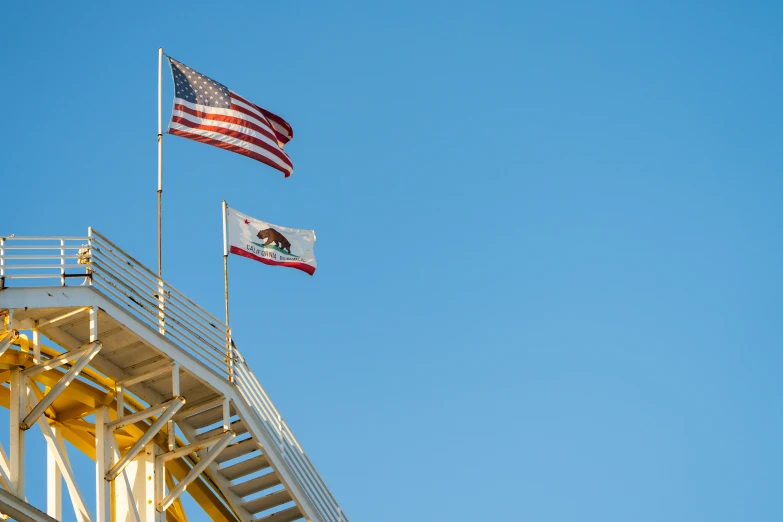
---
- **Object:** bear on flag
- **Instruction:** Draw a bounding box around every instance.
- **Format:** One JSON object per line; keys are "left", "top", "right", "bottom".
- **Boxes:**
{"left": 225, "top": 205, "right": 317, "bottom": 276}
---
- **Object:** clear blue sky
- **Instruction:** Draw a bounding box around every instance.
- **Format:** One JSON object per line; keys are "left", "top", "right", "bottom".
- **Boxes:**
{"left": 2, "top": 1, "right": 782, "bottom": 521}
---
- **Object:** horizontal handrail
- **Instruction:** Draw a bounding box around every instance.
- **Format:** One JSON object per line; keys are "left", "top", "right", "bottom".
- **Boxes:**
{"left": 0, "top": 236, "right": 89, "bottom": 241}
{"left": 90, "top": 267, "right": 228, "bottom": 370}
{"left": 90, "top": 254, "right": 227, "bottom": 346}
{"left": 91, "top": 230, "right": 227, "bottom": 327}
{"left": 0, "top": 229, "right": 348, "bottom": 522}
{"left": 1, "top": 255, "right": 82, "bottom": 260}
{"left": 90, "top": 250, "right": 227, "bottom": 345}
{"left": 1, "top": 245, "right": 86, "bottom": 250}
{"left": 1, "top": 274, "right": 81, "bottom": 280}
{"left": 1, "top": 265, "right": 84, "bottom": 270}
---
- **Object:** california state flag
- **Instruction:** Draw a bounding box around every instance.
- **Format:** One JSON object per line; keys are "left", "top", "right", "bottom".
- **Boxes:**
{"left": 225, "top": 205, "right": 317, "bottom": 275}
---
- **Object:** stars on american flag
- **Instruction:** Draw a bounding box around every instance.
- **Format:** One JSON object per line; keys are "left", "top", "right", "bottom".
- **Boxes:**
{"left": 169, "top": 57, "right": 231, "bottom": 109}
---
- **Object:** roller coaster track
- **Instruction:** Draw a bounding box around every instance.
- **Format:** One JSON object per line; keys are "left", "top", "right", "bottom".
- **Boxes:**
{"left": 0, "top": 230, "right": 348, "bottom": 522}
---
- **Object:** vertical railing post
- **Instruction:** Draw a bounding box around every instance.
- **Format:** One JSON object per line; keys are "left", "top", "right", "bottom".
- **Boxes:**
{"left": 60, "top": 238, "right": 65, "bottom": 287}
{"left": 87, "top": 227, "right": 94, "bottom": 287}
{"left": 277, "top": 414, "right": 284, "bottom": 453}
{"left": 226, "top": 328, "right": 234, "bottom": 383}
{"left": 158, "top": 280, "right": 165, "bottom": 336}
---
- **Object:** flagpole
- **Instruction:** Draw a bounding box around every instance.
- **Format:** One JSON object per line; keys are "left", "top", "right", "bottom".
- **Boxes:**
{"left": 157, "top": 46, "right": 163, "bottom": 278}
{"left": 155, "top": 47, "right": 166, "bottom": 336}
{"left": 222, "top": 200, "right": 233, "bottom": 382}
{"left": 222, "top": 200, "right": 230, "bottom": 327}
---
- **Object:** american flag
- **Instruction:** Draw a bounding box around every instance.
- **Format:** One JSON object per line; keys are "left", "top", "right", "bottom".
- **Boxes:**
{"left": 167, "top": 57, "right": 294, "bottom": 177}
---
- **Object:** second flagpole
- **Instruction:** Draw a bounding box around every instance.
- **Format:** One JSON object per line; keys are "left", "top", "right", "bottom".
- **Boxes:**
{"left": 222, "top": 200, "right": 230, "bottom": 328}
{"left": 222, "top": 200, "right": 233, "bottom": 382}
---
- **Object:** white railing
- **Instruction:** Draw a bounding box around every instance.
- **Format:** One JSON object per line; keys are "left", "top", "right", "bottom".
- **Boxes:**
{"left": 90, "top": 230, "right": 234, "bottom": 380}
{"left": 234, "top": 357, "right": 345, "bottom": 522}
{"left": 0, "top": 229, "right": 347, "bottom": 522}
{"left": 0, "top": 235, "right": 90, "bottom": 288}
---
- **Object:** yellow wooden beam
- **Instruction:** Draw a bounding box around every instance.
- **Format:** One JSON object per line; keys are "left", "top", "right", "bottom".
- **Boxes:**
{"left": 0, "top": 340, "right": 240, "bottom": 522}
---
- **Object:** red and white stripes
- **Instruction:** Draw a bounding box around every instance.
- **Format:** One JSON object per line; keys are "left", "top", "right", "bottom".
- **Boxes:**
{"left": 169, "top": 92, "right": 294, "bottom": 177}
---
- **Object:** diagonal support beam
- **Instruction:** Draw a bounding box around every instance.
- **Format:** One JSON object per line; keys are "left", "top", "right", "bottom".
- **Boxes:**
{"left": 120, "top": 465, "right": 144, "bottom": 522}
{"left": 23, "top": 342, "right": 96, "bottom": 379}
{"left": 0, "top": 487, "right": 59, "bottom": 522}
{"left": 105, "top": 396, "right": 186, "bottom": 481}
{"left": 0, "top": 330, "right": 18, "bottom": 357}
{"left": 105, "top": 397, "right": 181, "bottom": 432}
{"left": 0, "top": 441, "right": 13, "bottom": 494}
{"left": 20, "top": 341, "right": 102, "bottom": 430}
{"left": 37, "top": 414, "right": 93, "bottom": 522}
{"left": 158, "top": 431, "right": 234, "bottom": 463}
{"left": 116, "top": 363, "right": 174, "bottom": 388}
{"left": 157, "top": 430, "right": 236, "bottom": 512}
{"left": 37, "top": 307, "right": 90, "bottom": 328}
{"left": 46, "top": 425, "right": 62, "bottom": 520}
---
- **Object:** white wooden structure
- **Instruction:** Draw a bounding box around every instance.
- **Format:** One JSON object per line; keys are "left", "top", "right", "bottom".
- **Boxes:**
{"left": 0, "top": 229, "right": 347, "bottom": 522}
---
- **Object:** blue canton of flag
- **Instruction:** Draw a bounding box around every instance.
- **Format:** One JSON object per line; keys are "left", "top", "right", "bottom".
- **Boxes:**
{"left": 170, "top": 61, "right": 231, "bottom": 109}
